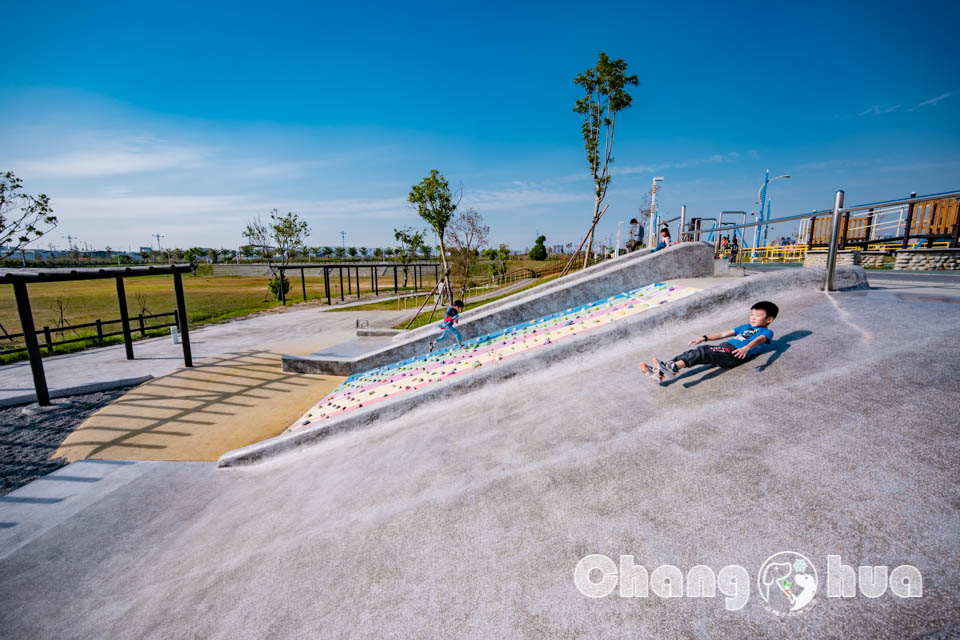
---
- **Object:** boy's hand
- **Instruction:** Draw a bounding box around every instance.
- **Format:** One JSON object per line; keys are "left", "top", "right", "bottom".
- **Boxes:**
{"left": 732, "top": 346, "right": 750, "bottom": 359}
{"left": 688, "top": 336, "right": 705, "bottom": 346}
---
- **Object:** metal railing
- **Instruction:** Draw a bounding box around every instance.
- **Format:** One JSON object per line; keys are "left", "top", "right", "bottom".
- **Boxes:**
{"left": 0, "top": 311, "right": 179, "bottom": 356}
{"left": 700, "top": 189, "right": 960, "bottom": 291}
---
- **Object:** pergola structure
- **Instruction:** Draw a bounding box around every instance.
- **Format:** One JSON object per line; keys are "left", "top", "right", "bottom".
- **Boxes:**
{"left": 1, "top": 264, "right": 193, "bottom": 406}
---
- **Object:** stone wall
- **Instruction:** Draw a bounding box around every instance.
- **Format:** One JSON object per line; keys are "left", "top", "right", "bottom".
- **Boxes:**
{"left": 859, "top": 251, "right": 889, "bottom": 268}
{"left": 804, "top": 250, "right": 861, "bottom": 268}
{"left": 893, "top": 248, "right": 960, "bottom": 271}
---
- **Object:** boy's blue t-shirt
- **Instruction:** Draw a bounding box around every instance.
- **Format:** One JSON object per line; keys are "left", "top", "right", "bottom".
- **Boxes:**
{"left": 439, "top": 306, "right": 459, "bottom": 328}
{"left": 727, "top": 324, "right": 773, "bottom": 357}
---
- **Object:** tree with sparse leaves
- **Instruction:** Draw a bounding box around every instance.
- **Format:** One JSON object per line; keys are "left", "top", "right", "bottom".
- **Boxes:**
{"left": 409, "top": 170, "right": 459, "bottom": 301}
{"left": 243, "top": 209, "right": 310, "bottom": 265}
{"left": 445, "top": 208, "right": 489, "bottom": 300}
{"left": 564, "top": 53, "right": 638, "bottom": 274}
{"left": 483, "top": 243, "right": 511, "bottom": 284}
{"left": 394, "top": 227, "right": 424, "bottom": 287}
{"left": 1, "top": 171, "right": 57, "bottom": 260}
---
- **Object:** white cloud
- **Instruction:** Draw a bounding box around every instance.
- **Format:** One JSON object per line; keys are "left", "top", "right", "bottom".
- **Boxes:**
{"left": 17, "top": 141, "right": 210, "bottom": 178}
{"left": 463, "top": 187, "right": 589, "bottom": 211}
{"left": 615, "top": 151, "right": 742, "bottom": 176}
{"left": 908, "top": 91, "right": 955, "bottom": 112}
{"left": 858, "top": 104, "right": 901, "bottom": 116}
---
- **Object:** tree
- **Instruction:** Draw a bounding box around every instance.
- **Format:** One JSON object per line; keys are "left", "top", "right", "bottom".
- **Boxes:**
{"left": 421, "top": 245, "right": 433, "bottom": 260}
{"left": 104, "top": 245, "right": 113, "bottom": 262}
{"left": 393, "top": 227, "right": 424, "bottom": 287}
{"left": 360, "top": 246, "right": 368, "bottom": 258}
{"left": 483, "top": 243, "right": 511, "bottom": 284}
{"left": 409, "top": 170, "right": 459, "bottom": 301}
{"left": 184, "top": 247, "right": 205, "bottom": 263}
{"left": 384, "top": 247, "right": 394, "bottom": 259}
{"left": 373, "top": 247, "right": 383, "bottom": 261}
{"left": 565, "top": 52, "right": 638, "bottom": 274}
{"left": 243, "top": 208, "right": 310, "bottom": 265}
{"left": 529, "top": 235, "right": 548, "bottom": 261}
{"left": 334, "top": 246, "right": 345, "bottom": 259}
{"left": 321, "top": 246, "right": 333, "bottom": 259}
{"left": 207, "top": 248, "right": 220, "bottom": 263}
{"left": 0, "top": 171, "right": 57, "bottom": 260}
{"left": 445, "top": 208, "right": 490, "bottom": 299}
{"left": 239, "top": 245, "right": 256, "bottom": 259}
{"left": 348, "top": 246, "right": 358, "bottom": 258}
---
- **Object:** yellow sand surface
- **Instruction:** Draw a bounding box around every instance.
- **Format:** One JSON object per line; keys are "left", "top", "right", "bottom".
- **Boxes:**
{"left": 55, "top": 339, "right": 344, "bottom": 461}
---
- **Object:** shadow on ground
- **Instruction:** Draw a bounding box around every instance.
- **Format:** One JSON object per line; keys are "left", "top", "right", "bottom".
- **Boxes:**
{"left": 55, "top": 350, "right": 344, "bottom": 462}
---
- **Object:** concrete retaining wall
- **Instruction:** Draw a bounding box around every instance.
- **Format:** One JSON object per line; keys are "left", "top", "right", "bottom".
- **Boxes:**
{"left": 893, "top": 248, "right": 960, "bottom": 271}
{"left": 221, "top": 265, "right": 868, "bottom": 466}
{"left": 282, "top": 242, "right": 716, "bottom": 376}
{"left": 804, "top": 250, "right": 861, "bottom": 267}
{"left": 859, "top": 251, "right": 889, "bottom": 268}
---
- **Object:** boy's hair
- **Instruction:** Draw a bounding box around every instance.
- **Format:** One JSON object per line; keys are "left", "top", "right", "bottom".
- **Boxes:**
{"left": 752, "top": 301, "right": 779, "bottom": 318}
{"left": 453, "top": 299, "right": 464, "bottom": 308}
{"left": 661, "top": 228, "right": 671, "bottom": 236}
{"left": 629, "top": 218, "right": 638, "bottom": 224}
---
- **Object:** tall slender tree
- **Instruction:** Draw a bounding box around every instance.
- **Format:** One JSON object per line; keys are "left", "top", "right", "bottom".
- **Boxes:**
{"left": 564, "top": 53, "right": 638, "bottom": 274}
{"left": 409, "top": 170, "right": 459, "bottom": 302}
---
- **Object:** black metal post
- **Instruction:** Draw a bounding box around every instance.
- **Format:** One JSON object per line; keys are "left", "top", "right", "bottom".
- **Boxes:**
{"left": 952, "top": 199, "right": 960, "bottom": 248}
{"left": 356, "top": 266, "right": 360, "bottom": 299}
{"left": 806, "top": 216, "right": 816, "bottom": 247}
{"left": 339, "top": 267, "right": 344, "bottom": 302}
{"left": 115, "top": 277, "right": 135, "bottom": 360}
{"left": 173, "top": 271, "right": 192, "bottom": 367}
{"left": 279, "top": 267, "right": 286, "bottom": 305}
{"left": 347, "top": 266, "right": 352, "bottom": 295}
{"left": 324, "top": 267, "right": 331, "bottom": 305}
{"left": 13, "top": 280, "right": 49, "bottom": 406}
{"left": 394, "top": 265, "right": 398, "bottom": 294}
{"left": 43, "top": 325, "right": 53, "bottom": 354}
{"left": 96, "top": 319, "right": 104, "bottom": 343}
{"left": 840, "top": 210, "right": 850, "bottom": 250}
{"left": 865, "top": 208, "right": 875, "bottom": 244}
{"left": 138, "top": 313, "right": 146, "bottom": 337}
{"left": 301, "top": 267, "right": 307, "bottom": 301}
{"left": 372, "top": 266, "right": 377, "bottom": 296}
{"left": 901, "top": 192, "right": 917, "bottom": 249}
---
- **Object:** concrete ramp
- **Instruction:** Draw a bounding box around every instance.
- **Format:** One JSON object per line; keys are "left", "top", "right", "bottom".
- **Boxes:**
{"left": 283, "top": 242, "right": 715, "bottom": 376}
{"left": 221, "top": 265, "right": 867, "bottom": 466}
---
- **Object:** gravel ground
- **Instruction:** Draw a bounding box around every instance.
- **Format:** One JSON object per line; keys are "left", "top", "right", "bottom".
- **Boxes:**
{"left": 0, "top": 388, "right": 131, "bottom": 496}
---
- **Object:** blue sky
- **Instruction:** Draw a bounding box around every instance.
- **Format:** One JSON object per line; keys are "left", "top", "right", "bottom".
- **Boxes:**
{"left": 2, "top": 0, "right": 958, "bottom": 253}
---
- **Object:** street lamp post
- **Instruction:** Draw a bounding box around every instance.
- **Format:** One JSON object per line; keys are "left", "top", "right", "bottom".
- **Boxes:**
{"left": 753, "top": 170, "right": 790, "bottom": 258}
{"left": 615, "top": 221, "right": 624, "bottom": 258}
{"left": 647, "top": 177, "right": 665, "bottom": 248}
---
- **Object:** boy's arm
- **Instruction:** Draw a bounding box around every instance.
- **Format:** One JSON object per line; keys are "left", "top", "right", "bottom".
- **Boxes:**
{"left": 687, "top": 329, "right": 735, "bottom": 346}
{"left": 731, "top": 335, "right": 769, "bottom": 359}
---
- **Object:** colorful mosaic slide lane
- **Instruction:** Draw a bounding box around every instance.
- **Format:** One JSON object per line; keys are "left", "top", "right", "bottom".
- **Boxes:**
{"left": 287, "top": 283, "right": 699, "bottom": 431}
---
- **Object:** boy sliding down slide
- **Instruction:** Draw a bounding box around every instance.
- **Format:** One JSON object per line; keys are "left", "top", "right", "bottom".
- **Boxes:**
{"left": 429, "top": 299, "right": 465, "bottom": 352}
{"left": 640, "top": 301, "right": 778, "bottom": 385}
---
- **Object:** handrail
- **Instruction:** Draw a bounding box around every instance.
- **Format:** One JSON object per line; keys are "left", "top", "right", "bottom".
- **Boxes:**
{"left": 699, "top": 189, "right": 960, "bottom": 235}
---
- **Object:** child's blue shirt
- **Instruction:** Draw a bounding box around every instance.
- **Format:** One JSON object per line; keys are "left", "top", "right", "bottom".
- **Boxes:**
{"left": 438, "top": 306, "right": 460, "bottom": 329}
{"left": 727, "top": 324, "right": 774, "bottom": 357}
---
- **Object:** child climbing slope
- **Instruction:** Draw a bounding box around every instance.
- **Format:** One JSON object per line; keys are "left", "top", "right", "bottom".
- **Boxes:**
{"left": 429, "top": 299, "right": 465, "bottom": 352}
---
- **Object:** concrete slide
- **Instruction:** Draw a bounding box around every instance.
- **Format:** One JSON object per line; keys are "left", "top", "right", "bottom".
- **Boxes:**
{"left": 282, "top": 242, "right": 714, "bottom": 376}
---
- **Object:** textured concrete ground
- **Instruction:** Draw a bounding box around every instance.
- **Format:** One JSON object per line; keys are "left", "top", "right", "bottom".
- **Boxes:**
{"left": 1, "top": 281, "right": 957, "bottom": 639}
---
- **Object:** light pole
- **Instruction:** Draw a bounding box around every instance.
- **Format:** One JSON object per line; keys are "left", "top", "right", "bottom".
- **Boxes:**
{"left": 753, "top": 170, "right": 790, "bottom": 257}
{"left": 647, "top": 176, "right": 665, "bottom": 248}
{"left": 615, "top": 221, "right": 624, "bottom": 258}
